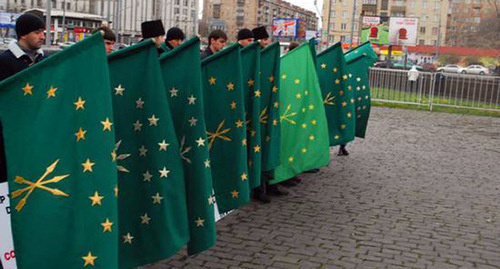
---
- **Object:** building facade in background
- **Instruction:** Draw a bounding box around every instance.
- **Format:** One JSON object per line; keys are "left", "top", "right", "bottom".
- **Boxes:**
{"left": 322, "top": 0, "right": 449, "bottom": 47}
{"left": 0, "top": 0, "right": 199, "bottom": 43}
{"left": 202, "top": 0, "right": 318, "bottom": 42}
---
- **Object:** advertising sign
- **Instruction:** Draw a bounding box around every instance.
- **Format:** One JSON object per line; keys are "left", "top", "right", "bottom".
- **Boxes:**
{"left": 272, "top": 18, "right": 299, "bottom": 38}
{"left": 0, "top": 13, "right": 19, "bottom": 28}
{"left": 0, "top": 183, "right": 17, "bottom": 269}
{"left": 389, "top": 17, "right": 419, "bottom": 45}
{"left": 360, "top": 16, "right": 389, "bottom": 44}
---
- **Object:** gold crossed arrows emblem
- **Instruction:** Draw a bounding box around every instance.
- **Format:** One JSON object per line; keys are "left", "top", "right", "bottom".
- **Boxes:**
{"left": 206, "top": 119, "right": 232, "bottom": 150}
{"left": 11, "top": 159, "right": 70, "bottom": 212}
{"left": 259, "top": 107, "right": 269, "bottom": 124}
{"left": 324, "top": 92, "right": 336, "bottom": 106}
{"left": 280, "top": 104, "right": 298, "bottom": 125}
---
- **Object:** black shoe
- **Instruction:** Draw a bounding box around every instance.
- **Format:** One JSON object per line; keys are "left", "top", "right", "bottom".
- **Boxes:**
{"left": 304, "top": 169, "right": 320, "bottom": 173}
{"left": 267, "top": 184, "right": 289, "bottom": 196}
{"left": 338, "top": 148, "right": 349, "bottom": 156}
{"left": 253, "top": 192, "right": 271, "bottom": 203}
{"left": 281, "top": 179, "right": 299, "bottom": 187}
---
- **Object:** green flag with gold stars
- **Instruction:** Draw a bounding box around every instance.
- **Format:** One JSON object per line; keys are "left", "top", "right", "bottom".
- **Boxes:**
{"left": 0, "top": 34, "right": 119, "bottom": 268}
{"left": 159, "top": 37, "right": 216, "bottom": 255}
{"left": 259, "top": 42, "right": 281, "bottom": 172}
{"left": 346, "top": 53, "right": 372, "bottom": 138}
{"left": 240, "top": 42, "right": 262, "bottom": 189}
{"left": 108, "top": 40, "right": 189, "bottom": 268}
{"left": 201, "top": 43, "right": 250, "bottom": 214}
{"left": 271, "top": 44, "right": 330, "bottom": 183}
{"left": 316, "top": 42, "right": 356, "bottom": 146}
{"left": 344, "top": 41, "right": 378, "bottom": 65}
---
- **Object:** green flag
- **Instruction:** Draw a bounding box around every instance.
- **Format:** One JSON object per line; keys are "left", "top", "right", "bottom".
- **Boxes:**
{"left": 346, "top": 53, "right": 372, "bottom": 138}
{"left": 107, "top": 41, "right": 189, "bottom": 268}
{"left": 271, "top": 44, "right": 330, "bottom": 184}
{"left": 240, "top": 42, "right": 262, "bottom": 189}
{"left": 0, "top": 34, "right": 119, "bottom": 268}
{"left": 345, "top": 41, "right": 378, "bottom": 65}
{"left": 260, "top": 42, "right": 281, "bottom": 172}
{"left": 159, "top": 37, "right": 216, "bottom": 255}
{"left": 316, "top": 42, "right": 356, "bottom": 146}
{"left": 308, "top": 38, "right": 318, "bottom": 66}
{"left": 201, "top": 43, "right": 250, "bottom": 214}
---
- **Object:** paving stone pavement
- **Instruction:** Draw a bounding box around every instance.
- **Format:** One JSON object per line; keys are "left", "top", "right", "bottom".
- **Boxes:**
{"left": 146, "top": 107, "right": 500, "bottom": 269}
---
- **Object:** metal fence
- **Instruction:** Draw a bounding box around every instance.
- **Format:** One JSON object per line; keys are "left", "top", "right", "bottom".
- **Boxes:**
{"left": 369, "top": 68, "right": 500, "bottom": 112}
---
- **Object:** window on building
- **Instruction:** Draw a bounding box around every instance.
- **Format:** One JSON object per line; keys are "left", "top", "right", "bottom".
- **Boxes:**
{"left": 342, "top": 11, "right": 348, "bottom": 18}
{"left": 381, "top": 0, "right": 389, "bottom": 10}
{"left": 419, "top": 39, "right": 425, "bottom": 45}
{"left": 340, "top": 36, "right": 346, "bottom": 42}
{"left": 175, "top": 0, "right": 180, "bottom": 5}
{"left": 330, "top": 22, "right": 335, "bottom": 30}
{"left": 422, "top": 1, "right": 428, "bottom": 8}
{"left": 420, "top": 27, "right": 426, "bottom": 34}
{"left": 183, "top": 8, "right": 188, "bottom": 15}
{"left": 434, "top": 15, "right": 439, "bottom": 22}
{"left": 213, "top": 4, "right": 221, "bottom": 18}
{"left": 432, "top": 27, "right": 439, "bottom": 35}
{"left": 174, "top": 7, "right": 180, "bottom": 14}
{"left": 409, "top": 0, "right": 416, "bottom": 8}
{"left": 474, "top": 17, "right": 481, "bottom": 23}
{"left": 331, "top": 11, "right": 336, "bottom": 18}
{"left": 354, "top": 24, "right": 358, "bottom": 31}
{"left": 341, "top": 23, "right": 347, "bottom": 30}
{"left": 183, "top": 0, "right": 188, "bottom": 6}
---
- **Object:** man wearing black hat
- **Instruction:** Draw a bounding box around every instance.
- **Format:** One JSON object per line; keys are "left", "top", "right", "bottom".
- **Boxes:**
{"left": 0, "top": 13, "right": 46, "bottom": 184}
{"left": 141, "top": 20, "right": 166, "bottom": 55}
{"left": 201, "top": 29, "right": 227, "bottom": 59}
{"left": 237, "top": 28, "right": 254, "bottom": 47}
{"left": 252, "top": 26, "right": 271, "bottom": 49}
{"left": 0, "top": 13, "right": 46, "bottom": 81}
{"left": 165, "top": 27, "right": 185, "bottom": 51}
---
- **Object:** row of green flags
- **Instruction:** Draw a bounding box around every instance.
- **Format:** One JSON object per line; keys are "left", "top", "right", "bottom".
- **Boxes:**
{"left": 0, "top": 33, "right": 376, "bottom": 268}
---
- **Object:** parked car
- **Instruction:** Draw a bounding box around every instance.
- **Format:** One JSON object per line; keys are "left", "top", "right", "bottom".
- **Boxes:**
{"left": 58, "top": 42, "right": 76, "bottom": 49}
{"left": 392, "top": 61, "right": 423, "bottom": 71}
{"left": 458, "top": 65, "right": 490, "bottom": 75}
{"left": 437, "top": 64, "right": 462, "bottom": 73}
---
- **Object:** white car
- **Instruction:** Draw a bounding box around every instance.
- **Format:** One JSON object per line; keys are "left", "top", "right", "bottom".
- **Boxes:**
{"left": 459, "top": 65, "right": 490, "bottom": 75}
{"left": 437, "top": 64, "right": 462, "bottom": 73}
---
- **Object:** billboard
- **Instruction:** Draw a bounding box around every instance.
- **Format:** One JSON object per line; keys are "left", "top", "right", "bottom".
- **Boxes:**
{"left": 389, "top": 17, "right": 419, "bottom": 45}
{"left": 273, "top": 18, "right": 299, "bottom": 38}
{"left": 0, "top": 13, "right": 19, "bottom": 28}
{"left": 360, "top": 16, "right": 390, "bottom": 44}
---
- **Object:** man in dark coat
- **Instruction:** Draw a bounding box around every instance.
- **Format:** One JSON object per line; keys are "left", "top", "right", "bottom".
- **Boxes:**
{"left": 252, "top": 26, "right": 271, "bottom": 49}
{"left": 237, "top": 28, "right": 254, "bottom": 47}
{"left": 0, "top": 13, "right": 46, "bottom": 183}
{"left": 201, "top": 29, "right": 227, "bottom": 59}
{"left": 164, "top": 27, "right": 185, "bottom": 51}
{"left": 141, "top": 20, "right": 166, "bottom": 55}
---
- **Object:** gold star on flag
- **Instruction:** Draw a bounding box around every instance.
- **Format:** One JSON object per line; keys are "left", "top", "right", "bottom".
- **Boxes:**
{"left": 242, "top": 138, "right": 247, "bottom": 146}
{"left": 301, "top": 148, "right": 307, "bottom": 154}
{"left": 188, "top": 117, "right": 198, "bottom": 126}
{"left": 89, "top": 191, "right": 103, "bottom": 206}
{"left": 82, "top": 158, "right": 95, "bottom": 172}
{"left": 339, "top": 90, "right": 344, "bottom": 96}
{"left": 294, "top": 78, "right": 300, "bottom": 84}
{"left": 235, "top": 119, "right": 244, "bottom": 128}
{"left": 231, "top": 190, "right": 239, "bottom": 198}
{"left": 152, "top": 193, "right": 164, "bottom": 204}
{"left": 347, "top": 112, "right": 352, "bottom": 118}
{"left": 101, "top": 218, "right": 113, "bottom": 232}
{"left": 187, "top": 95, "right": 196, "bottom": 105}
{"left": 351, "top": 98, "right": 355, "bottom": 103}
{"left": 265, "top": 136, "right": 271, "bottom": 142}
{"left": 115, "top": 84, "right": 125, "bottom": 95}
{"left": 209, "top": 76, "right": 216, "bottom": 85}
{"left": 170, "top": 87, "right": 179, "bottom": 97}
{"left": 82, "top": 252, "right": 97, "bottom": 267}
{"left": 349, "top": 73, "right": 353, "bottom": 78}
{"left": 251, "top": 130, "right": 257, "bottom": 137}
{"left": 357, "top": 86, "right": 361, "bottom": 91}
{"left": 309, "top": 135, "right": 315, "bottom": 141}
{"left": 133, "top": 120, "right": 143, "bottom": 131}
{"left": 274, "top": 102, "right": 279, "bottom": 108}
{"left": 74, "top": 97, "right": 85, "bottom": 110}
{"left": 196, "top": 137, "right": 206, "bottom": 147}
{"left": 148, "top": 115, "right": 159, "bottom": 126}
{"left": 141, "top": 214, "right": 151, "bottom": 225}
{"left": 335, "top": 79, "right": 340, "bottom": 84}
{"left": 282, "top": 73, "right": 287, "bottom": 79}
{"left": 158, "top": 140, "right": 169, "bottom": 151}
{"left": 305, "top": 90, "right": 309, "bottom": 95}
{"left": 356, "top": 77, "right": 361, "bottom": 82}
{"left": 342, "top": 101, "right": 347, "bottom": 107}
{"left": 123, "top": 233, "right": 134, "bottom": 244}
{"left": 365, "top": 95, "right": 369, "bottom": 99}
{"left": 136, "top": 98, "right": 145, "bottom": 109}
{"left": 226, "top": 82, "right": 234, "bottom": 91}
{"left": 159, "top": 167, "right": 170, "bottom": 178}
{"left": 321, "top": 63, "right": 327, "bottom": 69}
{"left": 311, "top": 119, "right": 318, "bottom": 125}
{"left": 114, "top": 185, "right": 118, "bottom": 197}
{"left": 204, "top": 159, "right": 211, "bottom": 168}
{"left": 46, "top": 86, "right": 57, "bottom": 98}
{"left": 143, "top": 171, "right": 152, "bottom": 182}
{"left": 342, "top": 75, "right": 348, "bottom": 80}
{"left": 195, "top": 217, "right": 205, "bottom": 227}
{"left": 333, "top": 67, "right": 338, "bottom": 73}
{"left": 334, "top": 135, "right": 340, "bottom": 140}
{"left": 138, "top": 145, "right": 148, "bottom": 156}
{"left": 309, "top": 104, "right": 315, "bottom": 110}
{"left": 288, "top": 156, "right": 294, "bottom": 163}
{"left": 75, "top": 127, "right": 87, "bottom": 142}
{"left": 101, "top": 118, "right": 113, "bottom": 131}
{"left": 254, "top": 90, "right": 261, "bottom": 97}
{"left": 241, "top": 173, "right": 248, "bottom": 180}
{"left": 247, "top": 79, "right": 255, "bottom": 87}
{"left": 230, "top": 101, "right": 237, "bottom": 110}
{"left": 272, "top": 86, "right": 278, "bottom": 93}
{"left": 273, "top": 119, "right": 278, "bottom": 126}
{"left": 22, "top": 83, "right": 33, "bottom": 96}
{"left": 254, "top": 145, "right": 261, "bottom": 153}
{"left": 296, "top": 93, "right": 302, "bottom": 99}
{"left": 269, "top": 75, "right": 275, "bottom": 83}
{"left": 341, "top": 124, "right": 347, "bottom": 129}
{"left": 302, "top": 123, "right": 307, "bottom": 128}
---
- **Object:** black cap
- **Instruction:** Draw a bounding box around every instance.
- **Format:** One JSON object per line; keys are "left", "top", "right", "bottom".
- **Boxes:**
{"left": 141, "top": 20, "right": 165, "bottom": 39}
{"left": 166, "top": 27, "right": 185, "bottom": 41}
{"left": 252, "top": 26, "right": 269, "bottom": 40}
{"left": 15, "top": 13, "right": 45, "bottom": 38}
{"left": 237, "top": 28, "right": 254, "bottom": 41}
{"left": 92, "top": 26, "right": 116, "bottom": 41}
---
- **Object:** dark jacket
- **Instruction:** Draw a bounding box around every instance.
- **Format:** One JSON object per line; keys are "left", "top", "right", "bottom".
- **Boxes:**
{"left": 0, "top": 42, "right": 44, "bottom": 183}
{"left": 201, "top": 47, "right": 214, "bottom": 60}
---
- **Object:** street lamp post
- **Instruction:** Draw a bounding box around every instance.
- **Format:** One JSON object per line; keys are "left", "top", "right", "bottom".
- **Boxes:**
{"left": 349, "top": 0, "right": 358, "bottom": 49}
{"left": 61, "top": 0, "right": 67, "bottom": 43}
{"left": 45, "top": 0, "right": 52, "bottom": 45}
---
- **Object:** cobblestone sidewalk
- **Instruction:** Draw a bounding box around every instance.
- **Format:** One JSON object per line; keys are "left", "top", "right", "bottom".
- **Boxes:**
{"left": 147, "top": 107, "right": 500, "bottom": 268}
